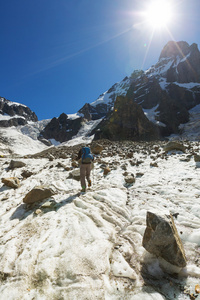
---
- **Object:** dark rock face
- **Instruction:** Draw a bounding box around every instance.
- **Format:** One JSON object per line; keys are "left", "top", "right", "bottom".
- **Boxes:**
{"left": 159, "top": 41, "right": 191, "bottom": 60}
{"left": 93, "top": 96, "right": 159, "bottom": 141}
{"left": 40, "top": 113, "right": 83, "bottom": 143}
{"left": 0, "top": 97, "right": 38, "bottom": 127}
{"left": 143, "top": 211, "right": 187, "bottom": 268}
{"left": 78, "top": 103, "right": 106, "bottom": 120}
{"left": 0, "top": 117, "right": 27, "bottom": 127}
{"left": 158, "top": 41, "right": 200, "bottom": 83}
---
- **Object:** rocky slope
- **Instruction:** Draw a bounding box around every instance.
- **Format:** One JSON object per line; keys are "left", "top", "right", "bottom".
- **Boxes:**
{"left": 1, "top": 139, "right": 200, "bottom": 299}
{"left": 0, "top": 97, "right": 38, "bottom": 127}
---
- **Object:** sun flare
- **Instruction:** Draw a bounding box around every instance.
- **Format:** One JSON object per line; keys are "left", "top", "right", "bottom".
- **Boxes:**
{"left": 145, "top": 0, "right": 173, "bottom": 29}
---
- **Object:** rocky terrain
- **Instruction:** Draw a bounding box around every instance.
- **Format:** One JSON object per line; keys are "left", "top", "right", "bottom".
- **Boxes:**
{"left": 1, "top": 40, "right": 200, "bottom": 299}
{"left": 0, "top": 138, "right": 200, "bottom": 299}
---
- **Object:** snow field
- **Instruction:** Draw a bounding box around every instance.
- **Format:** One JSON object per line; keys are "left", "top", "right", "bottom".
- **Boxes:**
{"left": 0, "top": 142, "right": 200, "bottom": 299}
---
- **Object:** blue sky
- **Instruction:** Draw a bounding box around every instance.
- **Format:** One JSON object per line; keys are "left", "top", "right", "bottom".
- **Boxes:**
{"left": 0, "top": 0, "right": 199, "bottom": 120}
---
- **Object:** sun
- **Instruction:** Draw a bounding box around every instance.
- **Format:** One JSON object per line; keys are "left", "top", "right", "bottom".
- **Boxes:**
{"left": 145, "top": 0, "right": 173, "bottom": 29}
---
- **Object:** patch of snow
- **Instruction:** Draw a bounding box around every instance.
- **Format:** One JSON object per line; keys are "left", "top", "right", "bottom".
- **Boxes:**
{"left": 173, "top": 82, "right": 200, "bottom": 89}
{"left": 159, "top": 78, "right": 168, "bottom": 90}
{"left": 90, "top": 78, "right": 131, "bottom": 107}
{"left": 146, "top": 59, "right": 174, "bottom": 77}
{"left": 0, "top": 114, "right": 13, "bottom": 121}
{"left": 143, "top": 105, "right": 166, "bottom": 127}
{"left": 90, "top": 91, "right": 114, "bottom": 107}
{"left": 0, "top": 97, "right": 27, "bottom": 107}
{"left": 67, "top": 113, "right": 81, "bottom": 120}
{"left": 49, "top": 139, "right": 60, "bottom": 146}
{"left": 63, "top": 119, "right": 102, "bottom": 147}
{"left": 172, "top": 104, "right": 200, "bottom": 141}
{"left": 0, "top": 114, "right": 26, "bottom": 121}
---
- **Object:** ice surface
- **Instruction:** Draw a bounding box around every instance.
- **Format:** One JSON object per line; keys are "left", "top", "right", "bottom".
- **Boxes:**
{"left": 0, "top": 136, "right": 200, "bottom": 299}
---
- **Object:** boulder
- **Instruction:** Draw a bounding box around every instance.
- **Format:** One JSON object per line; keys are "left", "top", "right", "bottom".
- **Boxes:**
{"left": 2, "top": 177, "right": 20, "bottom": 188}
{"left": 163, "top": 141, "right": 186, "bottom": 153}
{"left": 194, "top": 154, "right": 200, "bottom": 162}
{"left": 91, "top": 143, "right": 103, "bottom": 155}
{"left": 21, "top": 170, "right": 34, "bottom": 178}
{"left": 9, "top": 160, "right": 26, "bottom": 169}
{"left": 69, "top": 169, "right": 80, "bottom": 181}
{"left": 103, "top": 166, "right": 111, "bottom": 176}
{"left": 23, "top": 186, "right": 55, "bottom": 204}
{"left": 71, "top": 161, "right": 79, "bottom": 168}
{"left": 142, "top": 211, "right": 187, "bottom": 267}
{"left": 125, "top": 175, "right": 135, "bottom": 184}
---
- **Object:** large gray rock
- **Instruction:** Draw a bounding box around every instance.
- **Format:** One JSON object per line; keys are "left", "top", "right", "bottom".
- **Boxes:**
{"left": 142, "top": 211, "right": 187, "bottom": 267}
{"left": 163, "top": 141, "right": 186, "bottom": 153}
{"left": 9, "top": 160, "right": 26, "bottom": 169}
{"left": 23, "top": 186, "right": 55, "bottom": 204}
{"left": 124, "top": 174, "right": 135, "bottom": 184}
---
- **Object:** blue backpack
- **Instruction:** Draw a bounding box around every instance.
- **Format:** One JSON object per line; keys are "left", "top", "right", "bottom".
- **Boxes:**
{"left": 82, "top": 147, "right": 93, "bottom": 163}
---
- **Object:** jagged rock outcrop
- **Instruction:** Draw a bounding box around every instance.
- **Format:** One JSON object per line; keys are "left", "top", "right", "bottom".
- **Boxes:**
{"left": 0, "top": 97, "right": 38, "bottom": 127}
{"left": 159, "top": 41, "right": 200, "bottom": 83}
{"left": 9, "top": 160, "right": 26, "bottom": 169}
{"left": 143, "top": 211, "right": 187, "bottom": 268}
{"left": 93, "top": 96, "right": 160, "bottom": 141}
{"left": 78, "top": 103, "right": 105, "bottom": 120}
{"left": 40, "top": 113, "right": 83, "bottom": 143}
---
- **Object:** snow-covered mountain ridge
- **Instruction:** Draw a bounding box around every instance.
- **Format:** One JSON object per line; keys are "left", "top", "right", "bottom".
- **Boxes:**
{"left": 1, "top": 40, "right": 200, "bottom": 146}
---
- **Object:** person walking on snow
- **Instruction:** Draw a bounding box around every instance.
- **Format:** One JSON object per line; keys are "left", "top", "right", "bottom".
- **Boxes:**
{"left": 77, "top": 145, "right": 94, "bottom": 192}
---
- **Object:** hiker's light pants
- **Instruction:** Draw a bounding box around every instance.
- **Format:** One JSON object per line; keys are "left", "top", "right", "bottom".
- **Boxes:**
{"left": 80, "top": 163, "right": 92, "bottom": 188}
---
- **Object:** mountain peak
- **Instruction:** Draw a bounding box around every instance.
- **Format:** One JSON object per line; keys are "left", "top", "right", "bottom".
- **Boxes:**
{"left": 159, "top": 41, "right": 190, "bottom": 60}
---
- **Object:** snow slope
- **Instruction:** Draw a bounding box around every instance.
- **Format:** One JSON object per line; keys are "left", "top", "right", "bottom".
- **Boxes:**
{"left": 0, "top": 127, "right": 48, "bottom": 156}
{"left": 0, "top": 140, "right": 200, "bottom": 299}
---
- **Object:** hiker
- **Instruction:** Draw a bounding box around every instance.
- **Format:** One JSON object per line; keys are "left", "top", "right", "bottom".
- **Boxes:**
{"left": 77, "top": 145, "right": 94, "bottom": 192}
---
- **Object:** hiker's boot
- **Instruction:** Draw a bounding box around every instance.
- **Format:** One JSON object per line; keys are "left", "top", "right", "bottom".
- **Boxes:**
{"left": 81, "top": 186, "right": 86, "bottom": 192}
{"left": 88, "top": 180, "right": 92, "bottom": 187}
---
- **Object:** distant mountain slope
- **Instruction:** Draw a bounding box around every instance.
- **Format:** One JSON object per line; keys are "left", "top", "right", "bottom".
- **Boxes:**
{"left": 0, "top": 97, "right": 38, "bottom": 127}
{"left": 1, "top": 40, "right": 200, "bottom": 145}
{"left": 82, "top": 41, "right": 200, "bottom": 140}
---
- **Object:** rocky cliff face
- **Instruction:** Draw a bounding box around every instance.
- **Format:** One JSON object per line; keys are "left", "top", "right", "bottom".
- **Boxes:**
{"left": 93, "top": 96, "right": 160, "bottom": 141}
{"left": 40, "top": 113, "right": 83, "bottom": 143}
{"left": 0, "top": 97, "right": 38, "bottom": 127}
{"left": 159, "top": 41, "right": 200, "bottom": 83}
